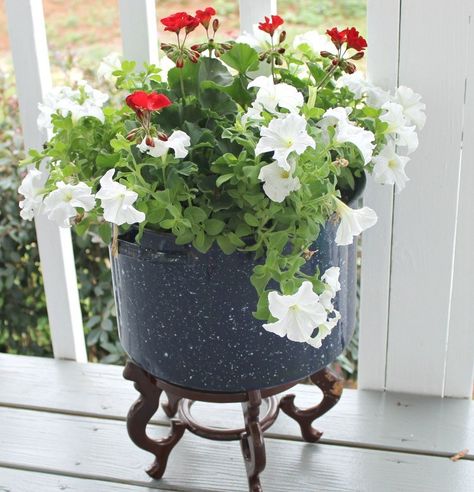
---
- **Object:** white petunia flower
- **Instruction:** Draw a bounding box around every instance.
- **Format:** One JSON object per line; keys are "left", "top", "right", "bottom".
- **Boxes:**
{"left": 255, "top": 114, "right": 316, "bottom": 171}
{"left": 263, "top": 281, "right": 328, "bottom": 344}
{"left": 337, "top": 73, "right": 390, "bottom": 108}
{"left": 97, "top": 53, "right": 121, "bottom": 84}
{"left": 310, "top": 310, "right": 341, "bottom": 348}
{"left": 380, "top": 102, "right": 419, "bottom": 154}
{"left": 18, "top": 168, "right": 48, "bottom": 220}
{"left": 293, "top": 30, "right": 333, "bottom": 55}
{"left": 96, "top": 169, "right": 145, "bottom": 226}
{"left": 394, "top": 86, "right": 426, "bottom": 130}
{"left": 43, "top": 181, "right": 95, "bottom": 228}
{"left": 335, "top": 121, "right": 375, "bottom": 165}
{"left": 137, "top": 130, "right": 191, "bottom": 159}
{"left": 37, "top": 82, "right": 108, "bottom": 131}
{"left": 372, "top": 142, "right": 410, "bottom": 192}
{"left": 334, "top": 197, "right": 378, "bottom": 246}
{"left": 248, "top": 76, "right": 304, "bottom": 114}
{"left": 258, "top": 157, "right": 301, "bottom": 202}
{"left": 319, "top": 266, "right": 341, "bottom": 311}
{"left": 318, "top": 107, "right": 353, "bottom": 130}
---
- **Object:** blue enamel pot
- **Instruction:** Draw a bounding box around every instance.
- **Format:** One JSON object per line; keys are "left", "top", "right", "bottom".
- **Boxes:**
{"left": 111, "top": 178, "right": 364, "bottom": 393}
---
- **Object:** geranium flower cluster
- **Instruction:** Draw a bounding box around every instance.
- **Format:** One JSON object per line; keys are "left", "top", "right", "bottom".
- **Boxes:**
{"left": 19, "top": 8, "right": 425, "bottom": 349}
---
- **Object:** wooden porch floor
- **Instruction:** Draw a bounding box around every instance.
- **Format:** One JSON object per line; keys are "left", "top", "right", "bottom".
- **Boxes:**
{"left": 0, "top": 354, "right": 473, "bottom": 491}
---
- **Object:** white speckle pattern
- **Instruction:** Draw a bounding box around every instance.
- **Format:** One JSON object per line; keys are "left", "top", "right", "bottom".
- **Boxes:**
{"left": 111, "top": 223, "right": 357, "bottom": 393}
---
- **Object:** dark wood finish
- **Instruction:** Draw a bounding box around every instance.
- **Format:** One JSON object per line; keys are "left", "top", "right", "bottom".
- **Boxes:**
{"left": 123, "top": 361, "right": 343, "bottom": 490}
{"left": 162, "top": 391, "right": 181, "bottom": 418}
{"left": 122, "top": 362, "right": 186, "bottom": 478}
{"left": 279, "top": 367, "right": 344, "bottom": 442}
{"left": 240, "top": 390, "right": 266, "bottom": 492}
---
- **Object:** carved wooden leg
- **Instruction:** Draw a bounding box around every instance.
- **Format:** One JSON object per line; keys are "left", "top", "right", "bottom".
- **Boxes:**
{"left": 279, "top": 367, "right": 343, "bottom": 443}
{"left": 123, "top": 361, "right": 186, "bottom": 478}
{"left": 162, "top": 391, "right": 182, "bottom": 418}
{"left": 240, "top": 390, "right": 266, "bottom": 492}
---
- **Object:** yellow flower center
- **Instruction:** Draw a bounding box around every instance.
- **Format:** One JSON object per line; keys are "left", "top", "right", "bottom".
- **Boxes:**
{"left": 64, "top": 192, "right": 73, "bottom": 202}
{"left": 280, "top": 170, "right": 290, "bottom": 179}
{"left": 388, "top": 159, "right": 397, "bottom": 169}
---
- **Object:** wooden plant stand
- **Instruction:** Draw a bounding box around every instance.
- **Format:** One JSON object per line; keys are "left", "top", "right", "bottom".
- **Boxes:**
{"left": 123, "top": 361, "right": 343, "bottom": 492}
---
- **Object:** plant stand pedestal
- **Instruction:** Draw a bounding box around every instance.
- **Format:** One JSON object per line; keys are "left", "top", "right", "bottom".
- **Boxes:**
{"left": 123, "top": 361, "right": 343, "bottom": 492}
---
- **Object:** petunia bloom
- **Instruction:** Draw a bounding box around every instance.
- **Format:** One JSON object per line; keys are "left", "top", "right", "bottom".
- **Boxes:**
{"left": 195, "top": 7, "right": 216, "bottom": 29}
{"left": 137, "top": 130, "right": 191, "bottom": 159}
{"left": 43, "top": 181, "right": 95, "bottom": 228}
{"left": 394, "top": 86, "right": 426, "bottom": 130}
{"left": 125, "top": 91, "right": 172, "bottom": 113}
{"left": 258, "top": 15, "right": 284, "bottom": 37}
{"left": 18, "top": 168, "right": 48, "bottom": 220}
{"left": 37, "top": 83, "right": 108, "bottom": 131}
{"left": 255, "top": 114, "right": 315, "bottom": 171}
{"left": 263, "top": 281, "right": 328, "bottom": 344}
{"left": 96, "top": 169, "right": 145, "bottom": 226}
{"left": 160, "top": 12, "right": 199, "bottom": 34}
{"left": 334, "top": 197, "right": 378, "bottom": 246}
{"left": 372, "top": 142, "right": 410, "bottom": 193}
{"left": 258, "top": 158, "right": 301, "bottom": 203}
{"left": 293, "top": 30, "right": 333, "bottom": 55}
{"left": 248, "top": 76, "right": 304, "bottom": 115}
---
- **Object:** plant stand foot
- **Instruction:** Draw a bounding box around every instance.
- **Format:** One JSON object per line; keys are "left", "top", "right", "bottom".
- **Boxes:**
{"left": 123, "top": 361, "right": 186, "bottom": 479}
{"left": 279, "top": 367, "right": 343, "bottom": 443}
{"left": 240, "top": 390, "right": 266, "bottom": 492}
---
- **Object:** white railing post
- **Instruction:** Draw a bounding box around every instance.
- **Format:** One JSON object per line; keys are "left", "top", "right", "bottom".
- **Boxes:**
{"left": 5, "top": 0, "right": 87, "bottom": 362}
{"left": 239, "top": 0, "right": 277, "bottom": 35}
{"left": 358, "top": 0, "right": 400, "bottom": 391}
{"left": 440, "top": 9, "right": 474, "bottom": 398}
{"left": 360, "top": 0, "right": 474, "bottom": 397}
{"left": 119, "top": 0, "right": 159, "bottom": 67}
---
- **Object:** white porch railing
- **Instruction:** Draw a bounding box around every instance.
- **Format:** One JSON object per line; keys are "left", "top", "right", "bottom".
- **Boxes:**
{"left": 5, "top": 0, "right": 474, "bottom": 398}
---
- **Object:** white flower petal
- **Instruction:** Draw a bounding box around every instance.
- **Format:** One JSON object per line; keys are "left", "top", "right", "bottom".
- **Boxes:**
{"left": 335, "top": 199, "right": 378, "bottom": 246}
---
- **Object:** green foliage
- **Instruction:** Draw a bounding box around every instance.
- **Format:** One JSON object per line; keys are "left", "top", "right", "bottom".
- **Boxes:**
{"left": 0, "top": 70, "right": 121, "bottom": 363}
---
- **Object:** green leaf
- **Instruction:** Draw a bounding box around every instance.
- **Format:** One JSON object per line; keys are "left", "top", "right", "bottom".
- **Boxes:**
{"left": 216, "top": 173, "right": 234, "bottom": 187}
{"left": 198, "top": 57, "right": 233, "bottom": 86}
{"left": 217, "top": 235, "right": 236, "bottom": 255}
{"left": 98, "top": 223, "right": 112, "bottom": 244}
{"left": 184, "top": 206, "right": 207, "bottom": 223}
{"left": 168, "top": 62, "right": 200, "bottom": 97}
{"left": 220, "top": 43, "right": 259, "bottom": 74}
{"left": 204, "top": 218, "right": 225, "bottom": 236}
{"left": 244, "top": 213, "right": 259, "bottom": 227}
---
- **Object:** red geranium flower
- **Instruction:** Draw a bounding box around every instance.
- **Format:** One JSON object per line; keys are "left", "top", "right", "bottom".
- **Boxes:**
{"left": 160, "top": 12, "right": 199, "bottom": 34}
{"left": 344, "top": 27, "right": 367, "bottom": 51}
{"left": 326, "top": 27, "right": 347, "bottom": 48}
{"left": 258, "top": 15, "right": 284, "bottom": 37}
{"left": 195, "top": 7, "right": 216, "bottom": 29}
{"left": 126, "top": 91, "right": 172, "bottom": 112}
{"left": 326, "top": 27, "right": 367, "bottom": 52}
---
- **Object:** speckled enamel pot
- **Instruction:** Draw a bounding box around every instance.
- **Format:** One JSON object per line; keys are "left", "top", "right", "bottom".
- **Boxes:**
{"left": 112, "top": 181, "right": 364, "bottom": 394}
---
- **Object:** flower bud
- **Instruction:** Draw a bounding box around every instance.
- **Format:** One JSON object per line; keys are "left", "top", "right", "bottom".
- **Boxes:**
{"left": 344, "top": 61, "right": 357, "bottom": 74}
{"left": 332, "top": 58, "right": 340, "bottom": 66}
{"left": 126, "top": 129, "right": 138, "bottom": 141}
{"left": 188, "top": 51, "right": 200, "bottom": 63}
{"left": 212, "top": 18, "right": 219, "bottom": 33}
{"left": 176, "top": 56, "right": 184, "bottom": 69}
{"left": 275, "top": 56, "right": 283, "bottom": 66}
{"left": 221, "top": 43, "right": 232, "bottom": 51}
{"left": 333, "top": 157, "right": 349, "bottom": 168}
{"left": 145, "top": 135, "right": 155, "bottom": 147}
{"left": 258, "top": 53, "right": 267, "bottom": 61}
{"left": 278, "top": 30, "right": 287, "bottom": 44}
{"left": 278, "top": 47, "right": 286, "bottom": 54}
{"left": 158, "top": 132, "right": 169, "bottom": 142}
{"left": 320, "top": 51, "right": 333, "bottom": 58}
{"left": 350, "top": 51, "right": 365, "bottom": 60}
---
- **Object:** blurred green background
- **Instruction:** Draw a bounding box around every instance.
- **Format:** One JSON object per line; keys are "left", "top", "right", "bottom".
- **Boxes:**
{"left": 0, "top": 0, "right": 365, "bottom": 382}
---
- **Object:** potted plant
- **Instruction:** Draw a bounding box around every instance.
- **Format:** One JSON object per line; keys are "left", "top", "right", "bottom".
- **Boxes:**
{"left": 19, "top": 7, "right": 424, "bottom": 405}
